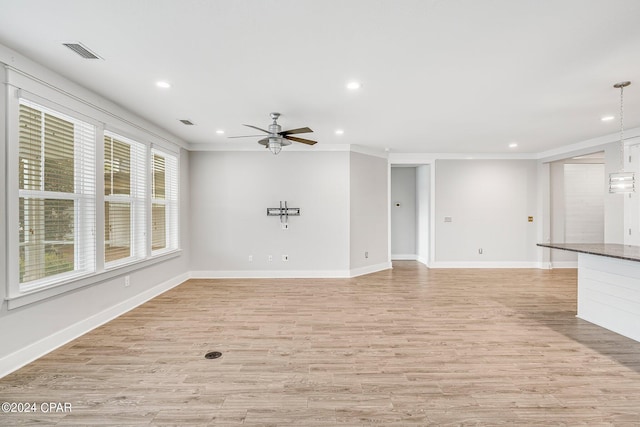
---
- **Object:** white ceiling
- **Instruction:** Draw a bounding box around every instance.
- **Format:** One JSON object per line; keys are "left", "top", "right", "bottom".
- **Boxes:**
{"left": 1, "top": 0, "right": 639, "bottom": 154}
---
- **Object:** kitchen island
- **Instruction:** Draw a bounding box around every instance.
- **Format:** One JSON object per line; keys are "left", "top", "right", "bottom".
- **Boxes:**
{"left": 538, "top": 243, "right": 640, "bottom": 342}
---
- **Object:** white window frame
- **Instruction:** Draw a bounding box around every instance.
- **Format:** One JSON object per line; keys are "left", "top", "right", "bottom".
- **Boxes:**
{"left": 150, "top": 148, "right": 179, "bottom": 256}
{"left": 15, "top": 99, "right": 97, "bottom": 294}
{"left": 103, "top": 131, "right": 147, "bottom": 269}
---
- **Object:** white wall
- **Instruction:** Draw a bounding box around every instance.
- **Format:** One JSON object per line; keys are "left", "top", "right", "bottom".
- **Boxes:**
{"left": 564, "top": 163, "right": 605, "bottom": 242}
{"left": 391, "top": 167, "right": 417, "bottom": 258}
{"left": 545, "top": 146, "right": 625, "bottom": 266}
{"left": 416, "top": 165, "right": 430, "bottom": 265}
{"left": 0, "top": 48, "right": 190, "bottom": 377}
{"left": 0, "top": 65, "right": 7, "bottom": 314}
{"left": 626, "top": 144, "right": 640, "bottom": 245}
{"left": 550, "top": 160, "right": 577, "bottom": 265}
{"left": 605, "top": 142, "right": 625, "bottom": 243}
{"left": 189, "top": 151, "right": 351, "bottom": 275}
{"left": 434, "top": 159, "right": 538, "bottom": 266}
{"left": 349, "top": 152, "right": 390, "bottom": 271}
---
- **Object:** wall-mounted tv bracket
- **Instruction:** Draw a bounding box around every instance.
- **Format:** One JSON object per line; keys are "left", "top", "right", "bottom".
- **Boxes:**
{"left": 267, "top": 201, "right": 300, "bottom": 228}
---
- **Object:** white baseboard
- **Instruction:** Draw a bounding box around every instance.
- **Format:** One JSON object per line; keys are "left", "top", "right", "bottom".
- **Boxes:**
{"left": 190, "top": 270, "right": 351, "bottom": 279}
{"left": 349, "top": 262, "right": 392, "bottom": 277}
{"left": 191, "top": 263, "right": 393, "bottom": 279}
{"left": 550, "top": 261, "right": 578, "bottom": 269}
{"left": 415, "top": 256, "right": 429, "bottom": 267}
{"left": 429, "top": 261, "right": 541, "bottom": 269}
{"left": 0, "top": 272, "right": 189, "bottom": 379}
{"left": 391, "top": 254, "right": 418, "bottom": 261}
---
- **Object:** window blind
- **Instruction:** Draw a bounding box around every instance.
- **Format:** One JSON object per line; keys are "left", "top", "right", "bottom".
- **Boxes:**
{"left": 104, "top": 133, "right": 147, "bottom": 266}
{"left": 18, "top": 100, "right": 96, "bottom": 289}
{"left": 151, "top": 150, "right": 178, "bottom": 253}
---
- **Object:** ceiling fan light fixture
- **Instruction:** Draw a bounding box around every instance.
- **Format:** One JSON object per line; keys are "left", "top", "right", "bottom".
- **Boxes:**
{"left": 268, "top": 138, "right": 282, "bottom": 155}
{"left": 233, "top": 113, "right": 316, "bottom": 154}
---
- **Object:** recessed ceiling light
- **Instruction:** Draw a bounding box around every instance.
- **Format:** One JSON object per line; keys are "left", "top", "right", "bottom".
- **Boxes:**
{"left": 216, "top": 130, "right": 225, "bottom": 134}
{"left": 509, "top": 143, "right": 518, "bottom": 148}
{"left": 156, "top": 81, "right": 171, "bottom": 89}
{"left": 335, "top": 129, "right": 344, "bottom": 135}
{"left": 601, "top": 115, "right": 615, "bottom": 122}
{"left": 346, "top": 81, "right": 361, "bottom": 90}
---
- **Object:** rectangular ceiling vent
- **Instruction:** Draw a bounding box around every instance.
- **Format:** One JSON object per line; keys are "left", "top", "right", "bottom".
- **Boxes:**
{"left": 179, "top": 119, "right": 195, "bottom": 126}
{"left": 62, "top": 42, "right": 101, "bottom": 59}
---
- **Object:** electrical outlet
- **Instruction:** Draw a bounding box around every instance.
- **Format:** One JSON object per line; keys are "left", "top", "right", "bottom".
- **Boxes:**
{"left": 282, "top": 223, "right": 289, "bottom": 230}
{"left": 124, "top": 275, "right": 130, "bottom": 287}
{"left": 478, "top": 248, "right": 483, "bottom": 255}
{"left": 365, "top": 251, "right": 369, "bottom": 259}
{"left": 282, "top": 254, "right": 289, "bottom": 262}
{"left": 248, "top": 255, "right": 253, "bottom": 262}
{"left": 268, "top": 255, "right": 273, "bottom": 262}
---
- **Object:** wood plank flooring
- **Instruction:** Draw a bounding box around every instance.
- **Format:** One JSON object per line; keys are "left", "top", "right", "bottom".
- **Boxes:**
{"left": 2, "top": 262, "right": 640, "bottom": 425}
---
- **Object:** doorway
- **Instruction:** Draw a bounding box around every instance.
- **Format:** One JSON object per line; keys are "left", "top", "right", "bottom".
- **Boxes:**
{"left": 549, "top": 152, "right": 605, "bottom": 267}
{"left": 390, "top": 165, "right": 431, "bottom": 265}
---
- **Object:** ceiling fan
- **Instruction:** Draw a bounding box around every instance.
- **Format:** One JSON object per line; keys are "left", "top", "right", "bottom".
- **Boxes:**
{"left": 229, "top": 112, "right": 317, "bottom": 155}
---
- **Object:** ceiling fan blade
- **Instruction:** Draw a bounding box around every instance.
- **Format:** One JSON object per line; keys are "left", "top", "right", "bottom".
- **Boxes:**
{"left": 227, "top": 134, "right": 265, "bottom": 139}
{"left": 243, "top": 124, "right": 270, "bottom": 133}
{"left": 284, "top": 135, "right": 317, "bottom": 145}
{"left": 280, "top": 127, "right": 313, "bottom": 136}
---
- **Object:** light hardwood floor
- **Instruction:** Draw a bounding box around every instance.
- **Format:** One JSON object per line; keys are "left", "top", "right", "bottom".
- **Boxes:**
{"left": 2, "top": 262, "right": 640, "bottom": 425}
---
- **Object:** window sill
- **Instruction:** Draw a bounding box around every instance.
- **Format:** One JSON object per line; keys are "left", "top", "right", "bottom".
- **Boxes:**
{"left": 6, "top": 249, "right": 182, "bottom": 310}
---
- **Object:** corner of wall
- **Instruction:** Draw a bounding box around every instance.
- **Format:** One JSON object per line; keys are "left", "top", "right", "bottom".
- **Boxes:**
{"left": 0, "top": 63, "right": 7, "bottom": 307}
{"left": 349, "top": 151, "right": 390, "bottom": 270}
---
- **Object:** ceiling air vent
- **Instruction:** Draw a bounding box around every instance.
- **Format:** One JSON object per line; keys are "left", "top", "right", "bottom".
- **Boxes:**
{"left": 62, "top": 42, "right": 101, "bottom": 59}
{"left": 179, "top": 119, "right": 195, "bottom": 126}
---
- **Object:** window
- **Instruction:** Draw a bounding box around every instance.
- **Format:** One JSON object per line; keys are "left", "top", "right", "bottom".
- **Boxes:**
{"left": 9, "top": 88, "right": 180, "bottom": 307}
{"left": 151, "top": 150, "right": 178, "bottom": 253}
{"left": 104, "top": 132, "right": 146, "bottom": 266}
{"left": 18, "top": 100, "right": 96, "bottom": 290}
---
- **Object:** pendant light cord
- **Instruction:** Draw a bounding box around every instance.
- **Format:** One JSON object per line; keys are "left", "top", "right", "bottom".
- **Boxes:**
{"left": 620, "top": 83, "right": 625, "bottom": 171}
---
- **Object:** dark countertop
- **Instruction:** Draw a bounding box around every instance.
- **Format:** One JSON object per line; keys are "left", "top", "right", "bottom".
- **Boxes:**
{"left": 537, "top": 243, "right": 640, "bottom": 262}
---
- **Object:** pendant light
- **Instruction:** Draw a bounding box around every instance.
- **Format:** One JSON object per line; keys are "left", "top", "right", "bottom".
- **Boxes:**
{"left": 608, "top": 81, "right": 635, "bottom": 193}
